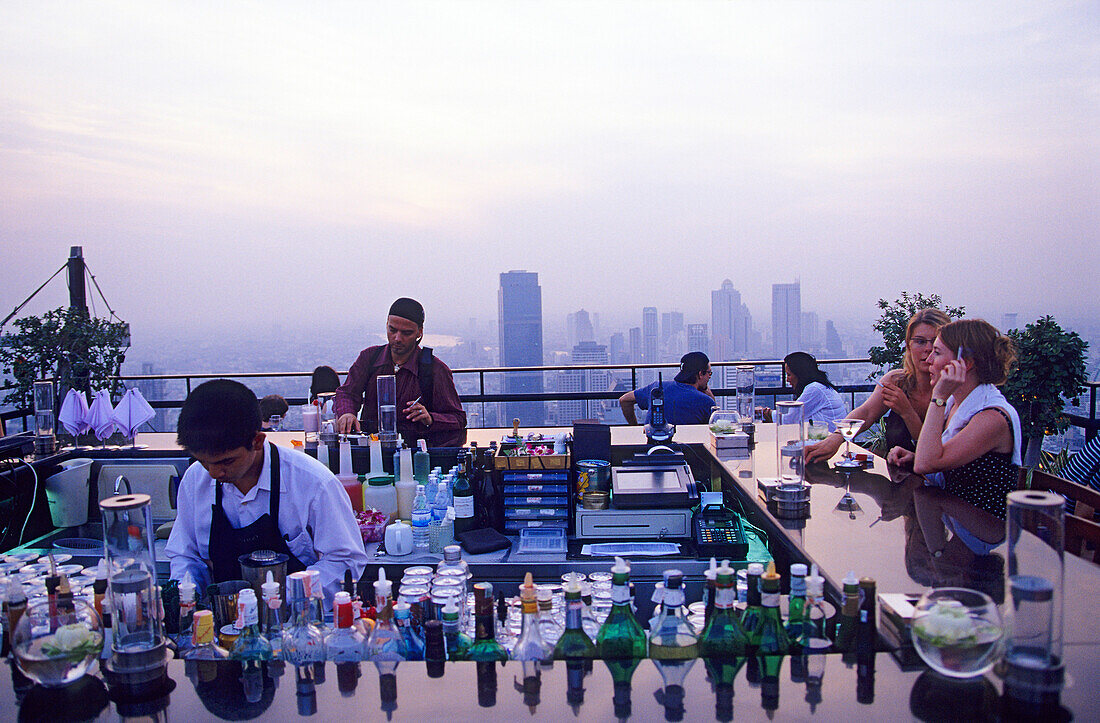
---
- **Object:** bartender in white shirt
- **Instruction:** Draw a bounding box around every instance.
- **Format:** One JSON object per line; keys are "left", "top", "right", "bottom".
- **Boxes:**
{"left": 166, "top": 379, "right": 367, "bottom": 602}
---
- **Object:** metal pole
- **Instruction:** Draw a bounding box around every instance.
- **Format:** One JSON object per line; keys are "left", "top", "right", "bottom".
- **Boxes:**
{"left": 67, "top": 246, "right": 88, "bottom": 314}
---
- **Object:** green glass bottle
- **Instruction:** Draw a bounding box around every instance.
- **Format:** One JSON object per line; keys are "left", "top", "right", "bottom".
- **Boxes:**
{"left": 604, "top": 657, "right": 642, "bottom": 720}
{"left": 785, "top": 562, "right": 808, "bottom": 650}
{"left": 553, "top": 577, "right": 596, "bottom": 660}
{"left": 595, "top": 557, "right": 647, "bottom": 659}
{"left": 648, "top": 569, "right": 698, "bottom": 659}
{"left": 700, "top": 562, "right": 750, "bottom": 657}
{"left": 749, "top": 562, "right": 790, "bottom": 654}
{"left": 740, "top": 562, "right": 765, "bottom": 647}
{"left": 467, "top": 582, "right": 508, "bottom": 662}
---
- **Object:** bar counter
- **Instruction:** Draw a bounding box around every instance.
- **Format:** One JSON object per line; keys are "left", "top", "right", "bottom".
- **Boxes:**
{"left": 4, "top": 424, "right": 1098, "bottom": 719}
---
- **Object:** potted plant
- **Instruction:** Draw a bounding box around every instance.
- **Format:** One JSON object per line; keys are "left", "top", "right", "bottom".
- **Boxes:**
{"left": 1003, "top": 316, "right": 1088, "bottom": 468}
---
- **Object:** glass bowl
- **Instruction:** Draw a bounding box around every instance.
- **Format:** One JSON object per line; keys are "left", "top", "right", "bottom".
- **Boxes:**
{"left": 708, "top": 410, "right": 743, "bottom": 435}
{"left": 13, "top": 598, "right": 103, "bottom": 686}
{"left": 910, "top": 587, "right": 1003, "bottom": 678}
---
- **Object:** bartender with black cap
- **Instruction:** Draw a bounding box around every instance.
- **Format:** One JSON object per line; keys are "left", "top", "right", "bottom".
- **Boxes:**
{"left": 166, "top": 379, "right": 367, "bottom": 602}
{"left": 335, "top": 297, "right": 467, "bottom": 447}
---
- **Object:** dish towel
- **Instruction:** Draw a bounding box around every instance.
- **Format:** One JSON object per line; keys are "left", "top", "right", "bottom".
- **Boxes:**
{"left": 58, "top": 389, "right": 90, "bottom": 436}
{"left": 87, "top": 390, "right": 117, "bottom": 441}
{"left": 111, "top": 387, "right": 155, "bottom": 438}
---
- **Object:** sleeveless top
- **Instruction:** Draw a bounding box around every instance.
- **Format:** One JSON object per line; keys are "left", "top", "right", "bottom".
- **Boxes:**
{"left": 883, "top": 410, "right": 916, "bottom": 452}
{"left": 942, "top": 408, "right": 1018, "bottom": 519}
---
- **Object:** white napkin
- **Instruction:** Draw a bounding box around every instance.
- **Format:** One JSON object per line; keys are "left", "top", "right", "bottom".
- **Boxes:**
{"left": 111, "top": 387, "right": 155, "bottom": 438}
{"left": 58, "top": 389, "right": 90, "bottom": 436}
{"left": 87, "top": 390, "right": 117, "bottom": 441}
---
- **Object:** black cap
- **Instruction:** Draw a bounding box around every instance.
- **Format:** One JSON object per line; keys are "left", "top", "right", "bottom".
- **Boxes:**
{"left": 388, "top": 298, "right": 425, "bottom": 326}
{"left": 674, "top": 351, "right": 709, "bottom": 384}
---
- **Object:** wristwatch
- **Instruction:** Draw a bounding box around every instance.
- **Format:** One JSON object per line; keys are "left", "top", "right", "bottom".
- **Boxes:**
{"left": 931, "top": 398, "right": 947, "bottom": 407}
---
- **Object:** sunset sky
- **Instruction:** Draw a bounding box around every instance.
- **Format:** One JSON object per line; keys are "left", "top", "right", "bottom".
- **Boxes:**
{"left": 2, "top": 1, "right": 1097, "bottom": 336}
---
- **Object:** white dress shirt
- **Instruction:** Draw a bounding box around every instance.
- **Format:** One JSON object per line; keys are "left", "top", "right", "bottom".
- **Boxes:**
{"left": 166, "top": 440, "right": 367, "bottom": 602}
{"left": 780, "top": 381, "right": 849, "bottom": 430}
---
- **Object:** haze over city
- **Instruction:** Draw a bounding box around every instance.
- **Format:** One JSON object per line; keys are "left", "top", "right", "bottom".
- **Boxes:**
{"left": 2, "top": 1, "right": 1098, "bottom": 344}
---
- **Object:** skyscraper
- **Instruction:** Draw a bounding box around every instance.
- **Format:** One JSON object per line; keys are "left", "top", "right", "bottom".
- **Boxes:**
{"left": 824, "top": 320, "right": 844, "bottom": 358}
{"left": 711, "top": 279, "right": 752, "bottom": 360}
{"left": 772, "top": 281, "right": 802, "bottom": 358}
{"left": 628, "top": 327, "right": 643, "bottom": 364}
{"left": 560, "top": 341, "right": 611, "bottom": 423}
{"left": 567, "top": 309, "right": 595, "bottom": 349}
{"left": 498, "top": 270, "right": 544, "bottom": 425}
{"left": 687, "top": 324, "right": 709, "bottom": 354}
{"left": 661, "top": 311, "right": 684, "bottom": 344}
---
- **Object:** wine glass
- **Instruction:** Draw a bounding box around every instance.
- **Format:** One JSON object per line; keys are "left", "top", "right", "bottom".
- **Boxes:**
{"left": 833, "top": 418, "right": 864, "bottom": 468}
{"left": 832, "top": 418, "right": 864, "bottom": 517}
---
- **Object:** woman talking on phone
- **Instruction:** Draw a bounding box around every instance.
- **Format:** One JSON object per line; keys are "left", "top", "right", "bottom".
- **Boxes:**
{"left": 889, "top": 319, "right": 1021, "bottom": 556}
{"left": 806, "top": 308, "right": 951, "bottom": 463}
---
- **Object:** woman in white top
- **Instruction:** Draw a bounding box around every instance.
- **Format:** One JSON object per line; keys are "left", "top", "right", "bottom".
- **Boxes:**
{"left": 762, "top": 352, "right": 848, "bottom": 430}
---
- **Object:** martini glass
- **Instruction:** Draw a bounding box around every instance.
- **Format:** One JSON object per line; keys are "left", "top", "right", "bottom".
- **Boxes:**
{"left": 832, "top": 418, "right": 864, "bottom": 517}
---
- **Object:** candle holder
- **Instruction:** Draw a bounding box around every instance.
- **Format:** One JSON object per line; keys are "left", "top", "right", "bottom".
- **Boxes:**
{"left": 1002, "top": 489, "right": 1065, "bottom": 709}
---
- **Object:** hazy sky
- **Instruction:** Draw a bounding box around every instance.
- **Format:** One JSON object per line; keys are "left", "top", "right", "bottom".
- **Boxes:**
{"left": 2, "top": 1, "right": 1098, "bottom": 338}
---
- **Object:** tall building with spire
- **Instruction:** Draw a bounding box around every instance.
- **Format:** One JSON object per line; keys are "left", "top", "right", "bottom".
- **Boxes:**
{"left": 498, "top": 270, "right": 544, "bottom": 425}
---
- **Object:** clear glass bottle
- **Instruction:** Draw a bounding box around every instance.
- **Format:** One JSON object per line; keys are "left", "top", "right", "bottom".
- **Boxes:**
{"left": 700, "top": 562, "right": 750, "bottom": 657}
{"left": 366, "top": 569, "right": 407, "bottom": 663}
{"left": 441, "top": 599, "right": 471, "bottom": 661}
{"left": 326, "top": 591, "right": 366, "bottom": 662}
{"left": 510, "top": 573, "right": 553, "bottom": 662}
{"left": 231, "top": 589, "right": 273, "bottom": 661}
{"left": 307, "top": 569, "right": 328, "bottom": 634}
{"left": 579, "top": 581, "right": 600, "bottom": 641}
{"left": 553, "top": 577, "right": 596, "bottom": 660}
{"left": 182, "top": 610, "right": 230, "bottom": 660}
{"left": 394, "top": 602, "right": 424, "bottom": 661}
{"left": 261, "top": 572, "right": 284, "bottom": 659}
{"left": 595, "top": 557, "right": 647, "bottom": 660}
{"left": 176, "top": 573, "right": 197, "bottom": 655}
{"left": 648, "top": 570, "right": 699, "bottom": 659}
{"left": 466, "top": 582, "right": 508, "bottom": 662}
{"left": 282, "top": 571, "right": 326, "bottom": 665}
{"left": 535, "top": 585, "right": 562, "bottom": 647}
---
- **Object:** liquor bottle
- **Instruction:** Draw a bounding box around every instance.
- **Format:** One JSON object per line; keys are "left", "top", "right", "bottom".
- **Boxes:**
{"left": 366, "top": 568, "right": 407, "bottom": 665}
{"left": 785, "top": 563, "right": 808, "bottom": 649}
{"left": 411, "top": 484, "right": 431, "bottom": 550}
{"left": 480, "top": 441, "right": 500, "bottom": 530}
{"left": 740, "top": 562, "right": 765, "bottom": 646}
{"left": 182, "top": 610, "right": 229, "bottom": 685}
{"left": 232, "top": 589, "right": 273, "bottom": 660}
{"left": 441, "top": 599, "right": 472, "bottom": 661}
{"left": 283, "top": 571, "right": 326, "bottom": 665}
{"left": 578, "top": 582, "right": 600, "bottom": 641}
{"left": 749, "top": 562, "right": 791, "bottom": 654}
{"left": 423, "top": 619, "right": 446, "bottom": 678}
{"left": 799, "top": 564, "right": 831, "bottom": 709}
{"left": 183, "top": 610, "right": 230, "bottom": 660}
{"left": 326, "top": 591, "right": 366, "bottom": 661}
{"left": 700, "top": 561, "right": 750, "bottom": 657}
{"left": 511, "top": 573, "right": 553, "bottom": 662}
{"left": 595, "top": 557, "right": 647, "bottom": 659}
{"left": 648, "top": 569, "right": 699, "bottom": 659}
{"left": 414, "top": 439, "right": 431, "bottom": 485}
{"left": 307, "top": 569, "right": 328, "bottom": 634}
{"left": 536, "top": 586, "right": 562, "bottom": 646}
{"left": 553, "top": 577, "right": 597, "bottom": 660}
{"left": 604, "top": 657, "right": 642, "bottom": 720}
{"left": 856, "top": 576, "right": 877, "bottom": 704}
{"left": 262, "top": 571, "right": 284, "bottom": 659}
{"left": 702, "top": 557, "right": 718, "bottom": 626}
{"left": 394, "top": 602, "right": 425, "bottom": 660}
{"left": 467, "top": 582, "right": 509, "bottom": 662}
{"left": 176, "top": 572, "right": 197, "bottom": 655}
{"left": 834, "top": 570, "right": 860, "bottom": 653}
{"left": 452, "top": 454, "right": 475, "bottom": 536}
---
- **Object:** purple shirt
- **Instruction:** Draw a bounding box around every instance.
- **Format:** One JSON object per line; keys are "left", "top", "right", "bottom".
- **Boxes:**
{"left": 334, "top": 344, "right": 467, "bottom": 447}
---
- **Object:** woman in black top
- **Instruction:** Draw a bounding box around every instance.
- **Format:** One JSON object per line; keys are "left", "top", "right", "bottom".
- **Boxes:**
{"left": 806, "top": 308, "right": 950, "bottom": 462}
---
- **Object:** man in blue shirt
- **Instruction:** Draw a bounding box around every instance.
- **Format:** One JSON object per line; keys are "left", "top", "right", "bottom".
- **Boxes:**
{"left": 619, "top": 351, "right": 717, "bottom": 425}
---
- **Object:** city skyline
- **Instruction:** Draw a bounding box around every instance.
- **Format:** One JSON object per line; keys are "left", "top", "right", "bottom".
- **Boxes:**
{"left": 1, "top": 2, "right": 1097, "bottom": 338}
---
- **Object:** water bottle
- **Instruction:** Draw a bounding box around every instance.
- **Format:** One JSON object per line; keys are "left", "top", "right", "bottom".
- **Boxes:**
{"left": 412, "top": 484, "right": 431, "bottom": 550}
{"left": 432, "top": 481, "right": 449, "bottom": 522}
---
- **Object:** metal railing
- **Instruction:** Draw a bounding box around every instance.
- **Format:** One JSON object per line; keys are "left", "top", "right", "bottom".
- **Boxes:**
{"left": 3, "top": 360, "right": 1098, "bottom": 442}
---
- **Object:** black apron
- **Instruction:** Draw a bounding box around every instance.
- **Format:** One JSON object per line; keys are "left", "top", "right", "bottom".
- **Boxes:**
{"left": 209, "top": 444, "right": 307, "bottom": 583}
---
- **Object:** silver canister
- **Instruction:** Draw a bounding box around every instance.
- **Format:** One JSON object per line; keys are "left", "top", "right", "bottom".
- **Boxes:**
{"left": 576, "top": 460, "right": 611, "bottom": 496}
